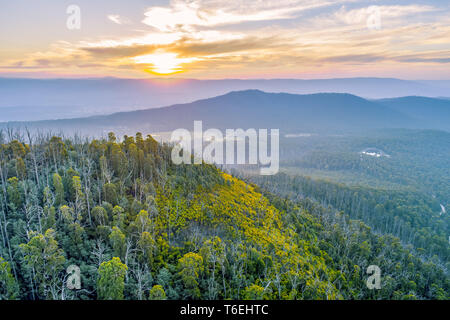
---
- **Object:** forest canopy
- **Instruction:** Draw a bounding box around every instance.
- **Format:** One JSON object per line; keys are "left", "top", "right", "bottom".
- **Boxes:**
{"left": 0, "top": 132, "right": 448, "bottom": 300}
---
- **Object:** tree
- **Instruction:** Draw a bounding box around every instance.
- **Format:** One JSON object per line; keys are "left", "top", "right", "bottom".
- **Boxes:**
{"left": 137, "top": 231, "right": 155, "bottom": 266}
{"left": 47, "top": 136, "right": 67, "bottom": 169}
{"left": 92, "top": 206, "right": 108, "bottom": 227}
{"left": 243, "top": 284, "right": 265, "bottom": 300}
{"left": 131, "top": 210, "right": 152, "bottom": 236}
{"left": 97, "top": 257, "right": 128, "bottom": 300}
{"left": 52, "top": 173, "right": 65, "bottom": 207}
{"left": 149, "top": 284, "right": 166, "bottom": 300}
{"left": 15, "top": 157, "right": 26, "bottom": 180}
{"left": 72, "top": 176, "right": 85, "bottom": 219}
{"left": 200, "top": 237, "right": 226, "bottom": 299}
{"left": 109, "top": 227, "right": 126, "bottom": 259}
{"left": 20, "top": 229, "right": 66, "bottom": 299}
{"left": 7, "top": 176, "right": 22, "bottom": 210}
{"left": 178, "top": 252, "right": 203, "bottom": 299}
{"left": 112, "top": 205, "right": 126, "bottom": 230}
{"left": 0, "top": 257, "right": 19, "bottom": 299}
{"left": 103, "top": 183, "right": 118, "bottom": 206}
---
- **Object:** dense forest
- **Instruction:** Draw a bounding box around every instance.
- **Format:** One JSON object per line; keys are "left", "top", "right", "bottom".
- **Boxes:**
{"left": 281, "top": 129, "right": 450, "bottom": 201}
{"left": 248, "top": 174, "right": 449, "bottom": 265}
{"left": 0, "top": 132, "right": 448, "bottom": 300}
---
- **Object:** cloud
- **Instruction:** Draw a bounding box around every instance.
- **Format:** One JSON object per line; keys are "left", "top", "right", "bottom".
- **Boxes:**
{"left": 321, "top": 54, "right": 385, "bottom": 63}
{"left": 82, "top": 35, "right": 284, "bottom": 59}
{"left": 394, "top": 51, "right": 450, "bottom": 64}
{"left": 107, "top": 14, "right": 130, "bottom": 25}
{"left": 141, "top": 0, "right": 339, "bottom": 32}
{"left": 400, "top": 57, "right": 450, "bottom": 63}
{"left": 1, "top": 1, "right": 449, "bottom": 78}
{"left": 173, "top": 35, "right": 290, "bottom": 57}
{"left": 335, "top": 4, "right": 436, "bottom": 25}
{"left": 82, "top": 44, "right": 160, "bottom": 59}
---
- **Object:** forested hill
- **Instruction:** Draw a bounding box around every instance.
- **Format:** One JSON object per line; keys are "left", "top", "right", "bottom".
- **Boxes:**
{"left": 1, "top": 77, "right": 448, "bottom": 113}
{"left": 3, "top": 90, "right": 450, "bottom": 135}
{"left": 0, "top": 133, "right": 448, "bottom": 300}
{"left": 0, "top": 90, "right": 430, "bottom": 135}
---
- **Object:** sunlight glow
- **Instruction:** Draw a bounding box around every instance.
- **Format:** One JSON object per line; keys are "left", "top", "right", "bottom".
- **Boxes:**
{"left": 132, "top": 51, "right": 197, "bottom": 75}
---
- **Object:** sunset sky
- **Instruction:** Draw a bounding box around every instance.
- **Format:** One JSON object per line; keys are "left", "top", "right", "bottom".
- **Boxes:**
{"left": 1, "top": 0, "right": 449, "bottom": 79}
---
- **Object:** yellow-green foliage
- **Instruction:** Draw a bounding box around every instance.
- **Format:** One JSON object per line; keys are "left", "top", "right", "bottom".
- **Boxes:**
{"left": 149, "top": 284, "right": 166, "bottom": 300}
{"left": 97, "top": 257, "right": 128, "bottom": 300}
{"left": 153, "top": 173, "right": 342, "bottom": 299}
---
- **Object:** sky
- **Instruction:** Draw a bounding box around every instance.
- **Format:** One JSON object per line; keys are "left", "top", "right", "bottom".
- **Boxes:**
{"left": 0, "top": 0, "right": 449, "bottom": 79}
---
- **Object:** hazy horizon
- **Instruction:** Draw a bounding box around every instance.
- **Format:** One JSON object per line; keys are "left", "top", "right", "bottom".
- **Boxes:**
{"left": 1, "top": 75, "right": 450, "bottom": 81}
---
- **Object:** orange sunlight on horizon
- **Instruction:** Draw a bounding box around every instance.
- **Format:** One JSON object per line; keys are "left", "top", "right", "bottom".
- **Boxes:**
{"left": 132, "top": 51, "right": 197, "bottom": 75}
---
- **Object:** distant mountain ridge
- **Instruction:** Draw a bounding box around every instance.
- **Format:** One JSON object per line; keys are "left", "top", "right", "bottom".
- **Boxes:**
{"left": 2, "top": 90, "right": 448, "bottom": 135}
{"left": 377, "top": 96, "right": 450, "bottom": 131}
{"left": 1, "top": 77, "right": 450, "bottom": 122}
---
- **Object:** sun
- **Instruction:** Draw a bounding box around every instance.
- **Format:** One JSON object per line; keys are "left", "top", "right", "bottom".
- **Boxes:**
{"left": 133, "top": 51, "right": 196, "bottom": 75}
